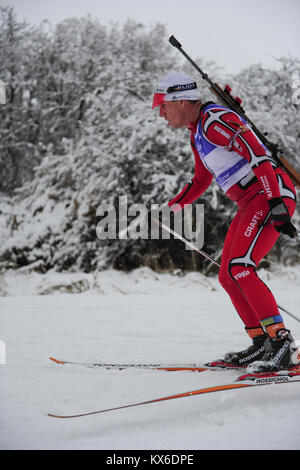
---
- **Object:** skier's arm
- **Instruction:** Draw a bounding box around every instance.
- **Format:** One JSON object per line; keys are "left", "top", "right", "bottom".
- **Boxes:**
{"left": 203, "top": 110, "right": 297, "bottom": 237}
{"left": 168, "top": 141, "right": 213, "bottom": 211}
{"left": 203, "top": 110, "right": 282, "bottom": 200}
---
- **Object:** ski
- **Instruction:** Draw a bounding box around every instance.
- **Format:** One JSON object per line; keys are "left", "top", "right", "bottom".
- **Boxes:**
{"left": 236, "top": 368, "right": 300, "bottom": 385}
{"left": 49, "top": 356, "right": 244, "bottom": 372}
{"left": 48, "top": 368, "right": 300, "bottom": 419}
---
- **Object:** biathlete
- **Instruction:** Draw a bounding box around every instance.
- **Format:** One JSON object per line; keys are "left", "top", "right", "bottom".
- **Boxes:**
{"left": 152, "top": 72, "right": 299, "bottom": 372}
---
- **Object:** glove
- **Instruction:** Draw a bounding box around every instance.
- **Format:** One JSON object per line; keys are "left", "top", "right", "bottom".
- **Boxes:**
{"left": 268, "top": 197, "right": 298, "bottom": 238}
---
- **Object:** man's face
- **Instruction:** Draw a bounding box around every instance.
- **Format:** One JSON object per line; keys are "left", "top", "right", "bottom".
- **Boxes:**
{"left": 158, "top": 100, "right": 189, "bottom": 129}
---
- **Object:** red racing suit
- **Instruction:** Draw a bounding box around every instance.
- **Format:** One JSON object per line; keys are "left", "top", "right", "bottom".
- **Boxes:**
{"left": 168, "top": 102, "right": 297, "bottom": 328}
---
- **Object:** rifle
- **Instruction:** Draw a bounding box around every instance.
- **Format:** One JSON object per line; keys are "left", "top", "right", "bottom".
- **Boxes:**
{"left": 169, "top": 35, "right": 300, "bottom": 188}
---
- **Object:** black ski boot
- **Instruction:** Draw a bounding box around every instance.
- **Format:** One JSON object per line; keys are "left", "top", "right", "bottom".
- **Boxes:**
{"left": 247, "top": 328, "right": 300, "bottom": 373}
{"left": 223, "top": 326, "right": 269, "bottom": 367}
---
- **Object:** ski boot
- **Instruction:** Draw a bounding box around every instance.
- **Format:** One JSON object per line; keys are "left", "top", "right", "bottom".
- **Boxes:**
{"left": 247, "top": 328, "right": 300, "bottom": 373}
{"left": 223, "top": 326, "right": 270, "bottom": 367}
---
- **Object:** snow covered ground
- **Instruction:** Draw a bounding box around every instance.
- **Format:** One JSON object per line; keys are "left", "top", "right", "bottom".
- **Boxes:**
{"left": 0, "top": 266, "right": 300, "bottom": 450}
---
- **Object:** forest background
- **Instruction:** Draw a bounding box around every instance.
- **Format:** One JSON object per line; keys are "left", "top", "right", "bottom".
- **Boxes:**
{"left": 1, "top": 6, "right": 299, "bottom": 277}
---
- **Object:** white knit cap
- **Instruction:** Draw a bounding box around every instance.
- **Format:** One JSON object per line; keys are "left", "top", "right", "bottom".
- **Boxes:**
{"left": 152, "top": 72, "right": 201, "bottom": 108}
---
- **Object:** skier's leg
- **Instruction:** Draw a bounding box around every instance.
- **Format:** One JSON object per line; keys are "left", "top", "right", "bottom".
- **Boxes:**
{"left": 219, "top": 210, "right": 262, "bottom": 328}
{"left": 219, "top": 172, "right": 297, "bottom": 367}
{"left": 227, "top": 183, "right": 299, "bottom": 370}
{"left": 218, "top": 205, "right": 270, "bottom": 365}
{"left": 228, "top": 190, "right": 295, "bottom": 331}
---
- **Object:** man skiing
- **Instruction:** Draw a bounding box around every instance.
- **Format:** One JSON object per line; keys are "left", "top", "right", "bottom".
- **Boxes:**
{"left": 152, "top": 72, "right": 299, "bottom": 372}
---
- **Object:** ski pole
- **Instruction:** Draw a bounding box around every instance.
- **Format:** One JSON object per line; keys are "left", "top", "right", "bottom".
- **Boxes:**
{"left": 154, "top": 218, "right": 300, "bottom": 324}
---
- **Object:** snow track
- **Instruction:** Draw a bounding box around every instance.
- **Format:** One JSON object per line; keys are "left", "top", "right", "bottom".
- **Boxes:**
{"left": 0, "top": 267, "right": 299, "bottom": 449}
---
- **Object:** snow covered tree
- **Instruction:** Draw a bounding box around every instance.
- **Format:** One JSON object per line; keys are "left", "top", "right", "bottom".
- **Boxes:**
{"left": 0, "top": 6, "right": 42, "bottom": 191}
{"left": 0, "top": 10, "right": 299, "bottom": 273}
